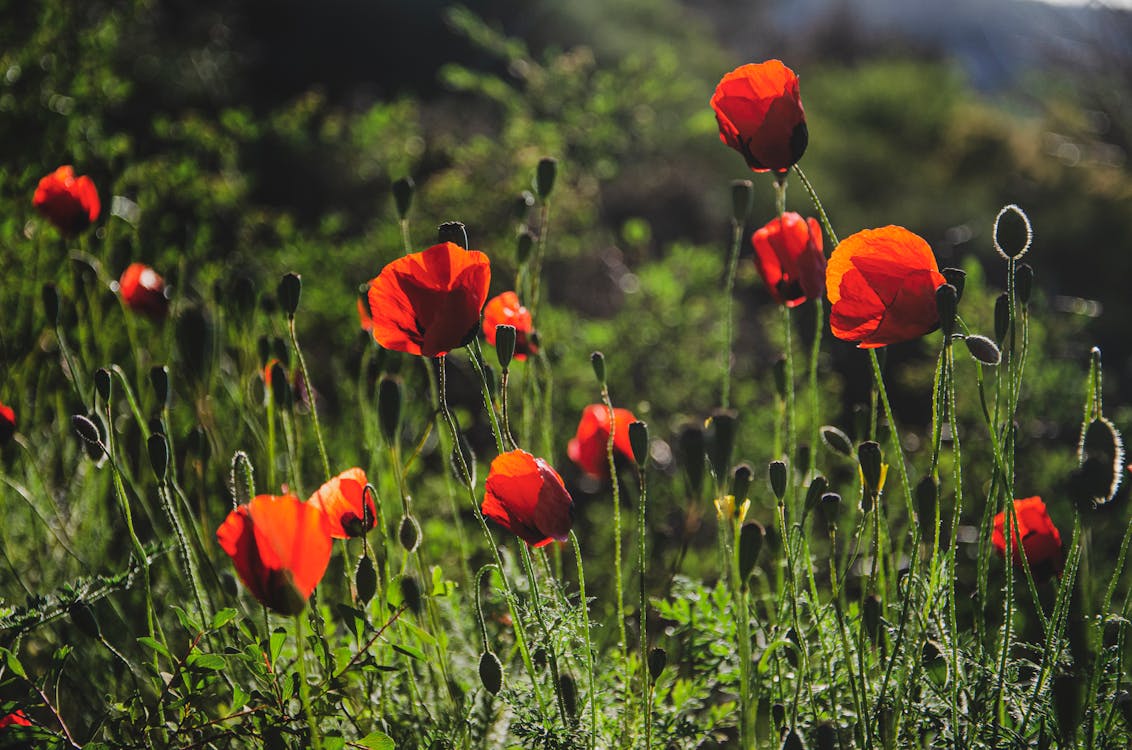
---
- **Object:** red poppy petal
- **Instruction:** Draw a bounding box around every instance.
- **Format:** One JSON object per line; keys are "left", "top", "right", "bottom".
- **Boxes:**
{"left": 216, "top": 506, "right": 268, "bottom": 604}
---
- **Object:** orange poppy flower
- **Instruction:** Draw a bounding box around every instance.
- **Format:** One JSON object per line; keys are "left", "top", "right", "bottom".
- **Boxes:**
{"left": 216, "top": 494, "right": 333, "bottom": 615}
{"left": 482, "top": 449, "right": 574, "bottom": 547}
{"left": 752, "top": 212, "right": 825, "bottom": 307}
{"left": 33, "top": 165, "right": 100, "bottom": 235}
{"left": 827, "top": 226, "right": 947, "bottom": 348}
{"left": 568, "top": 405, "right": 637, "bottom": 479}
{"left": 0, "top": 402, "right": 15, "bottom": 445}
{"left": 307, "top": 467, "right": 374, "bottom": 539}
{"left": 0, "top": 710, "right": 31, "bottom": 728}
{"left": 482, "top": 291, "right": 538, "bottom": 360}
{"left": 117, "top": 263, "right": 168, "bottom": 319}
{"left": 711, "top": 60, "right": 808, "bottom": 174}
{"left": 992, "top": 496, "right": 1062, "bottom": 571}
{"left": 366, "top": 241, "right": 491, "bottom": 357}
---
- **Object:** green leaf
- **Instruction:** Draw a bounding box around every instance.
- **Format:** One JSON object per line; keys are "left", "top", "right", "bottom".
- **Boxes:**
{"left": 269, "top": 627, "right": 288, "bottom": 664}
{"left": 355, "top": 731, "right": 395, "bottom": 749}
{"left": 187, "top": 652, "right": 226, "bottom": 671}
{"left": 137, "top": 636, "right": 172, "bottom": 660}
{"left": 2, "top": 648, "right": 26, "bottom": 679}
{"left": 171, "top": 605, "right": 201, "bottom": 634}
{"left": 210, "top": 608, "right": 239, "bottom": 630}
{"left": 391, "top": 643, "right": 425, "bottom": 661}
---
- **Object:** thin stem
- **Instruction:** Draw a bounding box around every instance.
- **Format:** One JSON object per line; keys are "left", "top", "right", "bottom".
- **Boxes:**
{"left": 520, "top": 545, "right": 569, "bottom": 727}
{"left": 571, "top": 530, "right": 597, "bottom": 750}
{"left": 288, "top": 315, "right": 331, "bottom": 480}
{"left": 467, "top": 339, "right": 505, "bottom": 454}
{"left": 721, "top": 215, "right": 743, "bottom": 409}
{"left": 636, "top": 461, "right": 652, "bottom": 750}
{"left": 600, "top": 383, "right": 631, "bottom": 698}
{"left": 295, "top": 615, "right": 323, "bottom": 750}
{"left": 793, "top": 166, "right": 840, "bottom": 247}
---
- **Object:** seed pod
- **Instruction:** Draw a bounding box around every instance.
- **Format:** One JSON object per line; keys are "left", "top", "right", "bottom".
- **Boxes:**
{"left": 803, "top": 476, "right": 828, "bottom": 517}
{"left": 399, "top": 575, "right": 422, "bottom": 616}
{"left": 399, "top": 514, "right": 421, "bottom": 553}
{"left": 377, "top": 376, "right": 402, "bottom": 443}
{"left": 437, "top": 221, "right": 468, "bottom": 248}
{"left": 648, "top": 647, "right": 667, "bottom": 680}
{"left": 269, "top": 361, "right": 290, "bottom": 407}
{"left": 1016, "top": 263, "right": 1034, "bottom": 305}
{"left": 768, "top": 460, "right": 788, "bottom": 501}
{"left": 478, "top": 651, "right": 503, "bottom": 695}
{"left": 731, "top": 179, "right": 754, "bottom": 225}
{"left": 494, "top": 325, "right": 517, "bottom": 372}
{"left": 355, "top": 555, "right": 377, "bottom": 605}
{"left": 935, "top": 284, "right": 958, "bottom": 339}
{"left": 994, "top": 293, "right": 1010, "bottom": 344}
{"left": 627, "top": 420, "right": 650, "bottom": 468}
{"left": 590, "top": 351, "right": 606, "bottom": 385}
{"left": 941, "top": 267, "right": 966, "bottom": 302}
{"left": 730, "top": 463, "right": 752, "bottom": 503}
{"left": 94, "top": 368, "right": 112, "bottom": 402}
{"left": 964, "top": 335, "right": 1001, "bottom": 366}
{"left": 558, "top": 672, "right": 577, "bottom": 718}
{"left": 69, "top": 602, "right": 101, "bottom": 640}
{"left": 771, "top": 703, "right": 786, "bottom": 733}
{"left": 150, "top": 365, "right": 170, "bottom": 409}
{"left": 706, "top": 409, "right": 738, "bottom": 483}
{"left": 738, "top": 522, "right": 765, "bottom": 581}
{"left": 392, "top": 177, "right": 414, "bottom": 220}
{"left": 820, "top": 425, "right": 854, "bottom": 457}
{"left": 148, "top": 433, "right": 169, "bottom": 481}
{"left": 818, "top": 493, "right": 842, "bottom": 535}
{"left": 678, "top": 423, "right": 706, "bottom": 498}
{"left": 277, "top": 273, "right": 301, "bottom": 317}
{"left": 858, "top": 441, "right": 883, "bottom": 505}
{"left": 535, "top": 157, "right": 558, "bottom": 200}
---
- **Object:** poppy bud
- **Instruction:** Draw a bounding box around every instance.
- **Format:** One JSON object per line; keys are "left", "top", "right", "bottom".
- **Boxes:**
{"left": 148, "top": 433, "right": 169, "bottom": 481}
{"left": 437, "top": 221, "right": 468, "bottom": 249}
{"left": 94, "top": 367, "right": 112, "bottom": 402}
{"left": 512, "top": 190, "right": 535, "bottom": 222}
{"left": 1016, "top": 263, "right": 1034, "bottom": 305}
{"left": 935, "top": 284, "right": 958, "bottom": 339}
{"left": 479, "top": 651, "right": 503, "bottom": 695}
{"left": 355, "top": 555, "right": 377, "bottom": 605}
{"left": 269, "top": 361, "right": 290, "bottom": 407}
{"left": 42, "top": 283, "right": 59, "bottom": 326}
{"left": 553, "top": 674, "right": 576, "bottom": 723}
{"left": 377, "top": 376, "right": 402, "bottom": 443}
{"left": 993, "top": 203, "right": 1032, "bottom": 260}
{"left": 771, "top": 703, "right": 786, "bottom": 732}
{"left": 738, "top": 521, "right": 764, "bottom": 582}
{"left": 629, "top": 420, "right": 650, "bottom": 468}
{"left": 781, "top": 728, "right": 804, "bottom": 750}
{"left": 535, "top": 157, "right": 558, "bottom": 200}
{"left": 941, "top": 267, "right": 966, "bottom": 302}
{"left": 768, "top": 460, "right": 788, "bottom": 501}
{"left": 72, "top": 414, "right": 102, "bottom": 447}
{"left": 858, "top": 441, "right": 883, "bottom": 501}
{"left": 994, "top": 293, "right": 1010, "bottom": 344}
{"left": 648, "top": 647, "right": 667, "bottom": 680}
{"left": 398, "top": 514, "right": 421, "bottom": 553}
{"left": 69, "top": 602, "right": 101, "bottom": 639}
{"left": 819, "top": 425, "right": 853, "bottom": 457}
{"left": 706, "top": 409, "right": 738, "bottom": 482}
{"left": 399, "top": 574, "right": 423, "bottom": 616}
{"left": 732, "top": 462, "right": 753, "bottom": 502}
{"left": 731, "top": 179, "right": 753, "bottom": 225}
{"left": 494, "top": 324, "right": 517, "bottom": 372}
{"left": 392, "top": 176, "right": 414, "bottom": 219}
{"left": 803, "top": 476, "right": 828, "bottom": 517}
{"left": 230, "top": 450, "right": 255, "bottom": 507}
{"left": 277, "top": 273, "right": 301, "bottom": 317}
{"left": 590, "top": 351, "right": 606, "bottom": 385}
{"left": 818, "top": 492, "right": 841, "bottom": 535}
{"left": 964, "top": 335, "right": 1002, "bottom": 366}
{"left": 517, "top": 230, "right": 535, "bottom": 265}
{"left": 814, "top": 721, "right": 837, "bottom": 750}
{"left": 1078, "top": 417, "right": 1123, "bottom": 505}
{"left": 1052, "top": 672, "right": 1083, "bottom": 745}
{"left": 916, "top": 476, "right": 937, "bottom": 529}
{"left": 773, "top": 357, "right": 787, "bottom": 400}
{"left": 150, "top": 365, "right": 170, "bottom": 409}
{"left": 678, "top": 423, "right": 706, "bottom": 498}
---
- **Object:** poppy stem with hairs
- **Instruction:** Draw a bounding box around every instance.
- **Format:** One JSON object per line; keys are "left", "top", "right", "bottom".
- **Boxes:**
{"left": 519, "top": 544, "right": 569, "bottom": 727}
{"left": 294, "top": 614, "right": 323, "bottom": 750}
{"left": 287, "top": 315, "right": 332, "bottom": 481}
{"left": 867, "top": 350, "right": 916, "bottom": 575}
{"left": 720, "top": 205, "right": 744, "bottom": 410}
{"left": 570, "top": 530, "right": 598, "bottom": 750}
{"left": 793, "top": 165, "right": 840, "bottom": 246}
{"left": 634, "top": 441, "right": 652, "bottom": 750}
{"left": 467, "top": 339, "right": 506, "bottom": 454}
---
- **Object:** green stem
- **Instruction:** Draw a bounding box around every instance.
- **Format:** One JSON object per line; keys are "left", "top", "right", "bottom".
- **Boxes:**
{"left": 571, "top": 531, "right": 597, "bottom": 750}
{"left": 288, "top": 315, "right": 331, "bottom": 480}
{"left": 520, "top": 545, "right": 569, "bottom": 727}
{"left": 467, "top": 339, "right": 505, "bottom": 454}
{"left": 636, "top": 461, "right": 652, "bottom": 750}
{"left": 721, "top": 215, "right": 743, "bottom": 409}
{"left": 793, "top": 166, "right": 840, "bottom": 246}
{"left": 600, "top": 383, "right": 631, "bottom": 700}
{"left": 295, "top": 614, "right": 324, "bottom": 750}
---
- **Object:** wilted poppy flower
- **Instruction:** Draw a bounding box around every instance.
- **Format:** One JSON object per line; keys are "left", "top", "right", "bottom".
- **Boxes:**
{"left": 0, "top": 710, "right": 31, "bottom": 728}
{"left": 711, "top": 60, "right": 808, "bottom": 173}
{"left": 33, "top": 165, "right": 100, "bottom": 235}
{"left": 308, "top": 467, "right": 375, "bottom": 539}
{"left": 117, "top": 263, "right": 168, "bottom": 319}
{"left": 0, "top": 402, "right": 15, "bottom": 445}
{"left": 482, "top": 449, "right": 574, "bottom": 547}
{"left": 568, "top": 404, "right": 637, "bottom": 479}
{"left": 827, "top": 226, "right": 947, "bottom": 348}
{"left": 367, "top": 241, "right": 491, "bottom": 357}
{"left": 483, "top": 291, "right": 538, "bottom": 360}
{"left": 752, "top": 212, "right": 825, "bottom": 307}
{"left": 216, "top": 494, "right": 333, "bottom": 615}
{"left": 992, "top": 496, "right": 1062, "bottom": 571}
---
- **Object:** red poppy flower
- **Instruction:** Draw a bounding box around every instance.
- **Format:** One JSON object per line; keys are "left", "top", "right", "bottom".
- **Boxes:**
{"left": 216, "top": 494, "right": 333, "bottom": 615}
{"left": 0, "top": 402, "right": 15, "bottom": 445}
{"left": 483, "top": 291, "right": 538, "bottom": 360}
{"left": 711, "top": 60, "right": 808, "bottom": 174}
{"left": 117, "top": 263, "right": 168, "bottom": 319}
{"left": 33, "top": 165, "right": 100, "bottom": 235}
{"left": 0, "top": 710, "right": 31, "bottom": 728}
{"left": 568, "top": 405, "right": 637, "bottom": 479}
{"left": 992, "top": 496, "right": 1062, "bottom": 571}
{"left": 308, "top": 467, "right": 374, "bottom": 539}
{"left": 827, "top": 226, "right": 947, "bottom": 348}
{"left": 366, "top": 242, "right": 491, "bottom": 357}
{"left": 752, "top": 212, "right": 826, "bottom": 307}
{"left": 482, "top": 450, "right": 574, "bottom": 547}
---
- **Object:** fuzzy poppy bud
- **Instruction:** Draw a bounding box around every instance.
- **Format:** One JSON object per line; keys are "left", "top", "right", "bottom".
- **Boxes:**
{"left": 773, "top": 357, "right": 787, "bottom": 400}
{"left": 277, "top": 273, "right": 301, "bottom": 317}
{"left": 994, "top": 293, "right": 1010, "bottom": 344}
{"left": 69, "top": 602, "right": 101, "bottom": 640}
{"left": 392, "top": 177, "right": 414, "bottom": 219}
{"left": 494, "top": 324, "right": 517, "bottom": 372}
{"left": 678, "top": 423, "right": 706, "bottom": 498}
{"left": 1078, "top": 417, "right": 1123, "bottom": 505}
{"left": 1016, "top": 263, "right": 1034, "bottom": 305}
{"left": 803, "top": 475, "right": 828, "bottom": 517}
{"left": 648, "top": 647, "right": 667, "bottom": 680}
{"left": 517, "top": 230, "right": 535, "bottom": 265}
{"left": 590, "top": 351, "right": 606, "bottom": 385}
{"left": 819, "top": 425, "right": 853, "bottom": 457}
{"left": 479, "top": 651, "right": 503, "bottom": 695}
{"left": 993, "top": 203, "right": 1032, "bottom": 260}
{"left": 731, "top": 462, "right": 753, "bottom": 502}
{"left": 629, "top": 421, "right": 650, "bottom": 468}
{"left": 858, "top": 441, "right": 882, "bottom": 497}
{"left": 964, "top": 335, "right": 1002, "bottom": 366}
{"left": 147, "top": 434, "right": 169, "bottom": 481}
{"left": 437, "top": 221, "right": 468, "bottom": 249}
{"left": 230, "top": 450, "right": 255, "bottom": 507}
{"left": 536, "top": 157, "right": 558, "bottom": 200}
{"left": 399, "top": 574, "right": 423, "bottom": 616}
{"left": 398, "top": 514, "right": 421, "bottom": 553}
{"left": 935, "top": 284, "right": 958, "bottom": 339}
{"left": 941, "top": 267, "right": 966, "bottom": 302}
{"left": 706, "top": 409, "right": 738, "bottom": 482}
{"left": 768, "top": 460, "right": 788, "bottom": 501}
{"left": 94, "top": 367, "right": 112, "bottom": 402}
{"left": 738, "top": 521, "right": 764, "bottom": 582}
{"left": 513, "top": 190, "right": 536, "bottom": 222}
{"left": 355, "top": 555, "right": 377, "bottom": 605}
{"left": 150, "top": 365, "right": 170, "bottom": 409}
{"left": 559, "top": 672, "right": 578, "bottom": 718}
{"left": 916, "top": 476, "right": 937, "bottom": 528}
{"left": 42, "top": 283, "right": 59, "bottom": 326}
{"left": 377, "top": 376, "right": 402, "bottom": 443}
{"left": 72, "top": 414, "right": 102, "bottom": 447}
{"left": 731, "top": 179, "right": 753, "bottom": 225}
